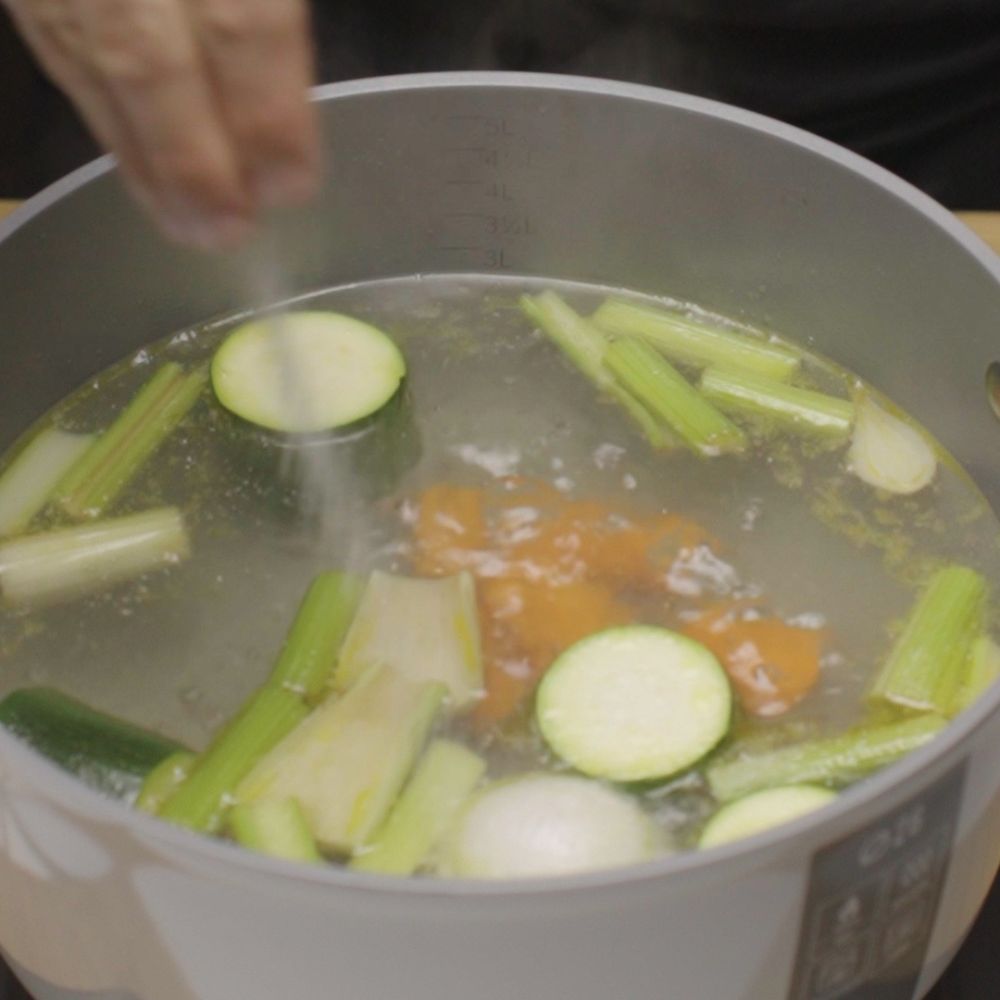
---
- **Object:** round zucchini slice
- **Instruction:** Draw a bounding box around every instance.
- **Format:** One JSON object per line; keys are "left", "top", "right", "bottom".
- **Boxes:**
{"left": 536, "top": 625, "right": 732, "bottom": 782}
{"left": 211, "top": 311, "right": 406, "bottom": 434}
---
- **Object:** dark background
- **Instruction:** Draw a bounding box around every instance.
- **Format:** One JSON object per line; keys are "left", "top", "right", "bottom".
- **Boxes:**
{"left": 0, "top": 1, "right": 999, "bottom": 996}
{"left": 1, "top": 0, "right": 999, "bottom": 206}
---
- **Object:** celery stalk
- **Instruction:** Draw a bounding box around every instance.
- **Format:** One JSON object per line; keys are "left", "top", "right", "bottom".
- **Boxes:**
{"left": 869, "top": 565, "right": 987, "bottom": 713}
{"left": 266, "top": 571, "right": 362, "bottom": 701}
{"left": 228, "top": 798, "right": 323, "bottom": 863}
{"left": 0, "top": 506, "right": 190, "bottom": 607}
{"left": 700, "top": 367, "right": 854, "bottom": 439}
{"left": 136, "top": 751, "right": 196, "bottom": 814}
{"left": 334, "top": 570, "right": 483, "bottom": 707}
{"left": 0, "top": 428, "right": 95, "bottom": 537}
{"left": 521, "top": 292, "right": 676, "bottom": 449}
{"left": 237, "top": 665, "right": 447, "bottom": 852}
{"left": 592, "top": 299, "right": 800, "bottom": 381}
{"left": 706, "top": 714, "right": 946, "bottom": 802}
{"left": 351, "top": 739, "right": 485, "bottom": 875}
{"left": 952, "top": 636, "right": 1000, "bottom": 714}
{"left": 158, "top": 688, "right": 309, "bottom": 832}
{"left": 604, "top": 339, "right": 746, "bottom": 455}
{"left": 56, "top": 363, "right": 207, "bottom": 519}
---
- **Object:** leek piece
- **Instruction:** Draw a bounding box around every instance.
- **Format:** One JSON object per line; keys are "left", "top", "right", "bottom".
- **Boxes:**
{"left": 706, "top": 714, "right": 947, "bottom": 803}
{"left": 592, "top": 298, "right": 800, "bottom": 381}
{"left": 521, "top": 292, "right": 676, "bottom": 449}
{"left": 0, "top": 506, "right": 190, "bottom": 608}
{"left": 604, "top": 339, "right": 747, "bottom": 455}
{"left": 158, "top": 688, "right": 309, "bottom": 832}
{"left": 56, "top": 363, "right": 208, "bottom": 519}
{"left": 237, "top": 665, "right": 447, "bottom": 853}
{"left": 351, "top": 739, "right": 486, "bottom": 875}
{"left": 334, "top": 570, "right": 483, "bottom": 707}
{"left": 848, "top": 393, "right": 936, "bottom": 494}
{"left": 136, "top": 751, "right": 196, "bottom": 813}
{"left": 266, "top": 571, "right": 362, "bottom": 701}
{"left": 700, "top": 367, "right": 854, "bottom": 439}
{"left": 952, "top": 636, "right": 1000, "bottom": 714}
{"left": 228, "top": 798, "right": 323, "bottom": 864}
{"left": 869, "top": 565, "right": 986, "bottom": 713}
{"left": 0, "top": 428, "right": 95, "bottom": 537}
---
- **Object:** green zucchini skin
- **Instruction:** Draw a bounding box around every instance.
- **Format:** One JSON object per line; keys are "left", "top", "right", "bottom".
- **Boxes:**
{"left": 210, "top": 382, "right": 421, "bottom": 520}
{"left": 0, "top": 687, "right": 187, "bottom": 804}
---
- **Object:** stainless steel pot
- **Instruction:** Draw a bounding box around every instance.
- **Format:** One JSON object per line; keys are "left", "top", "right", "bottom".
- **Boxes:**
{"left": 2, "top": 72, "right": 1000, "bottom": 1000}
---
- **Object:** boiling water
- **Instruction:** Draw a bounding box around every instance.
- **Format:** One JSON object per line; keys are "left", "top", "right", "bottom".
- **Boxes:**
{"left": 1, "top": 275, "right": 999, "bottom": 845}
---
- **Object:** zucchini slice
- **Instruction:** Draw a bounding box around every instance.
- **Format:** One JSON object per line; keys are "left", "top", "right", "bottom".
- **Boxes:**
{"left": 211, "top": 311, "right": 406, "bottom": 434}
{"left": 0, "top": 687, "right": 187, "bottom": 803}
{"left": 441, "top": 773, "right": 658, "bottom": 879}
{"left": 699, "top": 785, "right": 837, "bottom": 848}
{"left": 536, "top": 625, "right": 731, "bottom": 782}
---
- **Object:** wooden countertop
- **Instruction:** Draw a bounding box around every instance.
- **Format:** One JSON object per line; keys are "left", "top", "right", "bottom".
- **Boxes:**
{"left": 1, "top": 199, "right": 998, "bottom": 255}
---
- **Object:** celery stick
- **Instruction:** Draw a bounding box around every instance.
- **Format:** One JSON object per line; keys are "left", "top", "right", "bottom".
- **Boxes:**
{"left": 869, "top": 565, "right": 986, "bottom": 713}
{"left": 238, "top": 666, "right": 447, "bottom": 852}
{"left": 228, "top": 798, "right": 323, "bottom": 864}
{"left": 0, "top": 506, "right": 190, "bottom": 608}
{"left": 267, "top": 571, "right": 362, "bottom": 701}
{"left": 700, "top": 367, "right": 853, "bottom": 439}
{"left": 521, "top": 292, "right": 676, "bottom": 449}
{"left": 335, "top": 570, "right": 483, "bottom": 707}
{"left": 706, "top": 714, "right": 946, "bottom": 802}
{"left": 604, "top": 339, "right": 746, "bottom": 455}
{"left": 0, "top": 429, "right": 95, "bottom": 537}
{"left": 136, "top": 751, "right": 196, "bottom": 813}
{"left": 952, "top": 636, "right": 1000, "bottom": 714}
{"left": 158, "top": 688, "right": 309, "bottom": 832}
{"left": 72, "top": 366, "right": 209, "bottom": 517}
{"left": 54, "top": 363, "right": 183, "bottom": 514}
{"left": 56, "top": 363, "right": 207, "bottom": 519}
{"left": 351, "top": 739, "right": 485, "bottom": 875}
{"left": 593, "top": 299, "right": 800, "bottom": 381}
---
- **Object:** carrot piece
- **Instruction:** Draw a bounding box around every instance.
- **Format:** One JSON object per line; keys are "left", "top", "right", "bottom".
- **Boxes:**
{"left": 683, "top": 605, "right": 824, "bottom": 717}
{"left": 412, "top": 484, "right": 488, "bottom": 576}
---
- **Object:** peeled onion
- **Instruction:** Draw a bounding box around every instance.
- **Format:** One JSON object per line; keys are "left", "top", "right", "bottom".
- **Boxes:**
{"left": 847, "top": 394, "right": 936, "bottom": 495}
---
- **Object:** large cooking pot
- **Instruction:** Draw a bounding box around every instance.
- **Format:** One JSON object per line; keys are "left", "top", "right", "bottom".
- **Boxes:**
{"left": 2, "top": 72, "right": 1000, "bottom": 1000}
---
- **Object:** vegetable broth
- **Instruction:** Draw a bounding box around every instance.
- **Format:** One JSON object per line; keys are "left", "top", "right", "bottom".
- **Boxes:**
{"left": 2, "top": 274, "right": 999, "bottom": 870}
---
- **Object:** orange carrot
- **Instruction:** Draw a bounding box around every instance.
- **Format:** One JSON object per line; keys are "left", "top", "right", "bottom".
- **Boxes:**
{"left": 412, "top": 484, "right": 488, "bottom": 576}
{"left": 683, "top": 605, "right": 824, "bottom": 717}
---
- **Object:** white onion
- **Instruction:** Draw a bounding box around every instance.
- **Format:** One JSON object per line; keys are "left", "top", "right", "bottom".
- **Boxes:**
{"left": 847, "top": 394, "right": 936, "bottom": 495}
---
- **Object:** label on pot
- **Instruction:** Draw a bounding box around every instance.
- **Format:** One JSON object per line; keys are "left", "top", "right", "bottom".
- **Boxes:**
{"left": 788, "top": 760, "right": 966, "bottom": 1000}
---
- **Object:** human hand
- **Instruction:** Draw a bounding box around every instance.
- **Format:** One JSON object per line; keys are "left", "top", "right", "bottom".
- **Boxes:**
{"left": 4, "top": 0, "right": 319, "bottom": 249}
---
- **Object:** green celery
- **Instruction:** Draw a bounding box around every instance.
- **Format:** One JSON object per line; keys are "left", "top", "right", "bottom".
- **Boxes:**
{"left": 869, "top": 565, "right": 987, "bottom": 713}
{"left": 521, "top": 292, "right": 675, "bottom": 449}
{"left": 56, "top": 363, "right": 207, "bottom": 519}
{"left": 158, "top": 688, "right": 309, "bottom": 832}
{"left": 0, "top": 506, "right": 190, "bottom": 608}
{"left": 135, "top": 751, "right": 196, "bottom": 813}
{"left": 707, "top": 714, "right": 946, "bottom": 802}
{"left": 604, "top": 338, "right": 746, "bottom": 455}
{"left": 952, "top": 636, "right": 1000, "bottom": 714}
{"left": 267, "top": 571, "right": 362, "bottom": 701}
{"left": 700, "top": 367, "right": 853, "bottom": 439}
{"left": 351, "top": 739, "right": 485, "bottom": 875}
{"left": 593, "top": 299, "right": 800, "bottom": 381}
{"left": 228, "top": 798, "right": 323, "bottom": 864}
{"left": 0, "top": 428, "right": 95, "bottom": 537}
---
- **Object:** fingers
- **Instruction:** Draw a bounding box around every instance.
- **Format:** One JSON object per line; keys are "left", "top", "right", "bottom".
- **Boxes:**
{"left": 80, "top": 0, "right": 253, "bottom": 247}
{"left": 6, "top": 0, "right": 319, "bottom": 250}
{"left": 187, "top": 0, "right": 319, "bottom": 209}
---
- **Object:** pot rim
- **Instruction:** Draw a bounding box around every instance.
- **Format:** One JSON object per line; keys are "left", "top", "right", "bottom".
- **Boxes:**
{"left": 3, "top": 69, "right": 1000, "bottom": 900}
